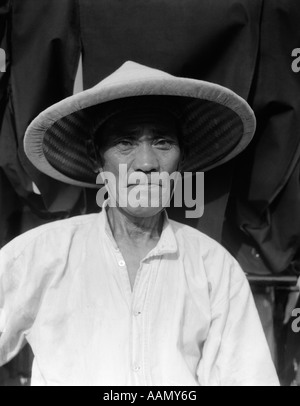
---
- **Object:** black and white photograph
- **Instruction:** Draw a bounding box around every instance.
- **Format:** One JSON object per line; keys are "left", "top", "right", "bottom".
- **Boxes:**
{"left": 0, "top": 0, "right": 299, "bottom": 388}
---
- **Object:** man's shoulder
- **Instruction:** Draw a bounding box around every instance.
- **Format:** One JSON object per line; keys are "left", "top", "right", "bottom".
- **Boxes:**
{"left": 1, "top": 213, "right": 101, "bottom": 259}
{"left": 169, "top": 218, "right": 229, "bottom": 254}
{"left": 169, "top": 219, "right": 247, "bottom": 299}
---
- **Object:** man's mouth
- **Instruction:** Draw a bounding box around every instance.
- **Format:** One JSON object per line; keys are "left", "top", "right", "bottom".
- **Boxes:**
{"left": 127, "top": 183, "right": 162, "bottom": 188}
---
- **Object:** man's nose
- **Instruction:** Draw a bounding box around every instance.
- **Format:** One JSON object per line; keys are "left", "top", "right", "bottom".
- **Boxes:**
{"left": 132, "top": 142, "right": 159, "bottom": 173}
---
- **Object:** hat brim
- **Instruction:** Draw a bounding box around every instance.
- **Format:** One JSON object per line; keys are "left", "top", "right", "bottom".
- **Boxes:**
{"left": 24, "top": 61, "right": 256, "bottom": 188}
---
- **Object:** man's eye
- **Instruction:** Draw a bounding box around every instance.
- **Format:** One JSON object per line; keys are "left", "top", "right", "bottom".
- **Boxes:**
{"left": 154, "top": 139, "right": 173, "bottom": 148}
{"left": 117, "top": 139, "right": 133, "bottom": 148}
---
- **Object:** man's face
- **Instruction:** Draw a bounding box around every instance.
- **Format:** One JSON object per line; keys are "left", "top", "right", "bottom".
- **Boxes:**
{"left": 98, "top": 107, "right": 182, "bottom": 217}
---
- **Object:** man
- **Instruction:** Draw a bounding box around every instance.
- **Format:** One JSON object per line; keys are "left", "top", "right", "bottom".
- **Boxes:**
{"left": 0, "top": 61, "right": 279, "bottom": 385}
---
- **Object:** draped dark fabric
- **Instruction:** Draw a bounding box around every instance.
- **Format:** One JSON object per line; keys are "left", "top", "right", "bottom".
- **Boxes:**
{"left": 0, "top": 0, "right": 85, "bottom": 248}
{"left": 0, "top": 0, "right": 9, "bottom": 122}
{"left": 223, "top": 0, "right": 300, "bottom": 277}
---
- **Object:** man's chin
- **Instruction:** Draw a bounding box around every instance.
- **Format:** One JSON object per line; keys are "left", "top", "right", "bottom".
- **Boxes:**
{"left": 121, "top": 205, "right": 164, "bottom": 218}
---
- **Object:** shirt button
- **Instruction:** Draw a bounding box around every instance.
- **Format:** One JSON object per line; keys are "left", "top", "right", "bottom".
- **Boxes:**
{"left": 133, "top": 310, "right": 141, "bottom": 317}
{"left": 133, "top": 365, "right": 141, "bottom": 372}
{"left": 118, "top": 260, "right": 126, "bottom": 267}
{"left": 251, "top": 248, "right": 260, "bottom": 260}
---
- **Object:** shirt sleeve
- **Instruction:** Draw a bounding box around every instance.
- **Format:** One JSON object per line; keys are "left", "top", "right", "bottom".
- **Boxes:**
{"left": 0, "top": 245, "right": 32, "bottom": 366}
{"left": 197, "top": 255, "right": 280, "bottom": 386}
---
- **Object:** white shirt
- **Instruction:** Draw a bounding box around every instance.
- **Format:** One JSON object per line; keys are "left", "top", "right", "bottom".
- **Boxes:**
{"left": 0, "top": 205, "right": 279, "bottom": 386}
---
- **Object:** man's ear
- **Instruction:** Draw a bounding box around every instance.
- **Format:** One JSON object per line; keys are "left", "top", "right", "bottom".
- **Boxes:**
{"left": 86, "top": 139, "right": 103, "bottom": 173}
{"left": 96, "top": 166, "right": 106, "bottom": 185}
{"left": 98, "top": 166, "right": 106, "bottom": 176}
{"left": 92, "top": 163, "right": 102, "bottom": 174}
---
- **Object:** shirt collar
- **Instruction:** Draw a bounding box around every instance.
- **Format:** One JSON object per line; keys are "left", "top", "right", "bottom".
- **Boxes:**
{"left": 99, "top": 199, "right": 178, "bottom": 257}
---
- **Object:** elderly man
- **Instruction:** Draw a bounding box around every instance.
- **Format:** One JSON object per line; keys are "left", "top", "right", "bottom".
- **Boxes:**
{"left": 0, "top": 62, "right": 279, "bottom": 386}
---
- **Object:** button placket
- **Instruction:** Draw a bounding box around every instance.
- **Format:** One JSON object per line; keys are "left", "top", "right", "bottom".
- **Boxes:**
{"left": 114, "top": 251, "right": 132, "bottom": 305}
{"left": 132, "top": 364, "right": 141, "bottom": 372}
{"left": 130, "top": 262, "right": 150, "bottom": 384}
{"left": 133, "top": 310, "right": 142, "bottom": 317}
{"left": 131, "top": 293, "right": 142, "bottom": 381}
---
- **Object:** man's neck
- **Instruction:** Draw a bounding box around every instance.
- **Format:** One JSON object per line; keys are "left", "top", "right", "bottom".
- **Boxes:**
{"left": 106, "top": 206, "right": 164, "bottom": 245}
